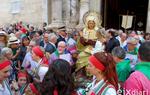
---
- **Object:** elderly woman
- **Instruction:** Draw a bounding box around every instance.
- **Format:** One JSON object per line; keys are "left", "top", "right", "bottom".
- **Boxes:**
{"left": 1, "top": 47, "right": 13, "bottom": 60}
{"left": 1, "top": 47, "right": 18, "bottom": 82}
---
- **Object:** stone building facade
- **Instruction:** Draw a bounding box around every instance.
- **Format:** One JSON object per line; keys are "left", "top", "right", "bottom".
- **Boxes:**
{"left": 0, "top": 0, "right": 150, "bottom": 32}
{"left": 0, "top": 0, "right": 50, "bottom": 27}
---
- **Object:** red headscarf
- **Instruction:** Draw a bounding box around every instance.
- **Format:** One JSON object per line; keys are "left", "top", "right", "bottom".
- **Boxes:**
{"left": 0, "top": 60, "right": 11, "bottom": 70}
{"left": 89, "top": 55, "right": 105, "bottom": 71}
{"left": 17, "top": 72, "right": 27, "bottom": 78}
{"left": 32, "top": 46, "right": 44, "bottom": 58}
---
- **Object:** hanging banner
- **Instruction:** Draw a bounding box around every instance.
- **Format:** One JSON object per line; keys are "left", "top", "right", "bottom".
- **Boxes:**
{"left": 121, "top": 15, "right": 133, "bottom": 29}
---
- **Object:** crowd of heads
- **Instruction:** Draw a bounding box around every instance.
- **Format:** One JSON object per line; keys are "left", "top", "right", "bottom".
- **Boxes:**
{"left": 0, "top": 20, "right": 150, "bottom": 95}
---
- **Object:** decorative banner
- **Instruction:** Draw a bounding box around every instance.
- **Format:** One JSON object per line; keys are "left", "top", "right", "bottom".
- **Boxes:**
{"left": 121, "top": 15, "right": 133, "bottom": 29}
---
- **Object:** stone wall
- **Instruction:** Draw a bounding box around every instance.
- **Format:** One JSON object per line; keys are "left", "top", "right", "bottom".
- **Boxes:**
{"left": 0, "top": 0, "right": 44, "bottom": 27}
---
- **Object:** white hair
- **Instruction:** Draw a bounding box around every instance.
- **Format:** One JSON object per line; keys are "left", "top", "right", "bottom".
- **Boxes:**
{"left": 58, "top": 41, "right": 66, "bottom": 46}
{"left": 48, "top": 33, "right": 58, "bottom": 41}
{"left": 1, "top": 47, "right": 12, "bottom": 56}
{"left": 29, "top": 40, "right": 36, "bottom": 46}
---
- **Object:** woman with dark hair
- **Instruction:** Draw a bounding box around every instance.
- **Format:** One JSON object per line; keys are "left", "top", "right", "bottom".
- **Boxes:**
{"left": 105, "top": 29, "right": 120, "bottom": 53}
{"left": 86, "top": 52, "right": 118, "bottom": 95}
{"left": 40, "top": 59, "right": 76, "bottom": 95}
{"left": 144, "top": 33, "right": 150, "bottom": 41}
{"left": 18, "top": 36, "right": 30, "bottom": 69}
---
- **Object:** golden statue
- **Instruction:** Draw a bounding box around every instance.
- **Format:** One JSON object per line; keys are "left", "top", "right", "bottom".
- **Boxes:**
{"left": 76, "top": 11, "right": 102, "bottom": 71}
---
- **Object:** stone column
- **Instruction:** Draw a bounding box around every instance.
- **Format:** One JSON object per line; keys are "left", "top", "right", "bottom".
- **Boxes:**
{"left": 42, "top": 0, "right": 48, "bottom": 24}
{"left": 77, "top": 0, "right": 90, "bottom": 28}
{"left": 48, "top": 0, "right": 64, "bottom": 28}
{"left": 62, "top": 0, "right": 71, "bottom": 26}
{"left": 70, "top": 0, "right": 78, "bottom": 26}
{"left": 146, "top": 1, "right": 150, "bottom": 33}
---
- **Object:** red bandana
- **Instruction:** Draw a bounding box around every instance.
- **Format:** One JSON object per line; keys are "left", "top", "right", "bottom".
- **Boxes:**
{"left": 18, "top": 72, "right": 27, "bottom": 78}
{"left": 32, "top": 46, "right": 44, "bottom": 58}
{"left": 89, "top": 55, "right": 105, "bottom": 71}
{"left": 0, "top": 60, "right": 11, "bottom": 70}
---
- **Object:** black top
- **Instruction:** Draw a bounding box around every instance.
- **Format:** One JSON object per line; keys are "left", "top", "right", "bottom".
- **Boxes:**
{"left": 105, "top": 37, "right": 120, "bottom": 53}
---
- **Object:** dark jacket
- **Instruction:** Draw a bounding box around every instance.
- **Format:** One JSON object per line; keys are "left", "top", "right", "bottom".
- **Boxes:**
{"left": 40, "top": 41, "right": 56, "bottom": 54}
{"left": 45, "top": 43, "right": 56, "bottom": 54}
{"left": 40, "top": 41, "right": 45, "bottom": 47}
{"left": 56, "top": 35, "right": 66, "bottom": 47}
{"left": 105, "top": 37, "right": 120, "bottom": 53}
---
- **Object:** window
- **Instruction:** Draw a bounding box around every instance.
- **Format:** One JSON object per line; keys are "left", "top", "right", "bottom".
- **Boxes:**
{"left": 10, "top": 0, "right": 21, "bottom": 14}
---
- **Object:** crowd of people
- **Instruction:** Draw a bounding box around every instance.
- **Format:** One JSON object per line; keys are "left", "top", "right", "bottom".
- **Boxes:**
{"left": 0, "top": 12, "right": 150, "bottom": 95}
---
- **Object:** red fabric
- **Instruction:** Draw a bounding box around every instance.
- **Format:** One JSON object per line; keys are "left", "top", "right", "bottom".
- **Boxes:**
{"left": 18, "top": 72, "right": 27, "bottom": 78}
{"left": 32, "top": 46, "right": 44, "bottom": 58}
{"left": 0, "top": 60, "right": 11, "bottom": 70}
{"left": 90, "top": 92, "right": 95, "bottom": 95}
{"left": 21, "top": 28, "right": 27, "bottom": 33}
{"left": 29, "top": 83, "right": 39, "bottom": 95}
{"left": 67, "top": 45, "right": 77, "bottom": 54}
{"left": 53, "top": 88, "right": 58, "bottom": 95}
{"left": 89, "top": 55, "right": 105, "bottom": 71}
{"left": 42, "top": 57, "right": 49, "bottom": 65}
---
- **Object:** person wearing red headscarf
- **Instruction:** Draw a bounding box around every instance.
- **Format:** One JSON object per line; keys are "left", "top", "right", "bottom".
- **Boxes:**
{"left": 0, "top": 60, "right": 13, "bottom": 95}
{"left": 20, "top": 28, "right": 27, "bottom": 34}
{"left": 31, "top": 46, "right": 48, "bottom": 83}
{"left": 17, "top": 71, "right": 28, "bottom": 95}
{"left": 86, "top": 52, "right": 118, "bottom": 95}
{"left": 11, "top": 71, "right": 28, "bottom": 95}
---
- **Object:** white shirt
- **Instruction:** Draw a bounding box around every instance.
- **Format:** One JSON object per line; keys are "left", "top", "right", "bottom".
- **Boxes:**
{"left": 59, "top": 53, "right": 73, "bottom": 65}
{"left": 88, "top": 79, "right": 117, "bottom": 95}
{"left": 66, "top": 37, "right": 76, "bottom": 46}
{"left": 22, "top": 52, "right": 38, "bottom": 70}
{"left": 92, "top": 40, "right": 105, "bottom": 54}
{"left": 0, "top": 80, "right": 12, "bottom": 95}
{"left": 120, "top": 40, "right": 127, "bottom": 48}
{"left": 38, "top": 66, "right": 49, "bottom": 82}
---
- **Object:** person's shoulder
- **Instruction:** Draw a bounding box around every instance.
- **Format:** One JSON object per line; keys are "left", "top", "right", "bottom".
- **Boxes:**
{"left": 40, "top": 40, "right": 44, "bottom": 45}
{"left": 124, "top": 71, "right": 144, "bottom": 85}
{"left": 46, "top": 43, "right": 54, "bottom": 48}
{"left": 117, "top": 60, "right": 130, "bottom": 68}
{"left": 105, "top": 87, "right": 117, "bottom": 95}
{"left": 127, "top": 71, "right": 141, "bottom": 79}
